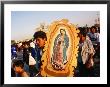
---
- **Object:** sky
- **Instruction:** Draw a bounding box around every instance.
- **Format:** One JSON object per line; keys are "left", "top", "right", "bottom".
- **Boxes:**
{"left": 11, "top": 11, "right": 99, "bottom": 41}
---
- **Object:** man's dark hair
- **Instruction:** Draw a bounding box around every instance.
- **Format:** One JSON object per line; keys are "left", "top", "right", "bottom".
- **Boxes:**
{"left": 13, "top": 60, "right": 24, "bottom": 68}
{"left": 80, "top": 30, "right": 87, "bottom": 37}
{"left": 33, "top": 31, "right": 47, "bottom": 40}
{"left": 91, "top": 26, "right": 96, "bottom": 29}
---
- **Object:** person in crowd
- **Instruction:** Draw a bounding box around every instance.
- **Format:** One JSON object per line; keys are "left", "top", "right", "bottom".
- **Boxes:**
{"left": 89, "top": 26, "right": 100, "bottom": 43}
{"left": 86, "top": 27, "right": 91, "bottom": 38}
{"left": 89, "top": 26, "right": 100, "bottom": 58}
{"left": 29, "top": 40, "right": 38, "bottom": 77}
{"left": 77, "top": 30, "right": 95, "bottom": 77}
{"left": 11, "top": 43, "right": 17, "bottom": 59}
{"left": 13, "top": 60, "right": 29, "bottom": 77}
{"left": 16, "top": 42, "right": 23, "bottom": 60}
{"left": 23, "top": 42, "right": 30, "bottom": 74}
{"left": 33, "top": 31, "right": 47, "bottom": 76}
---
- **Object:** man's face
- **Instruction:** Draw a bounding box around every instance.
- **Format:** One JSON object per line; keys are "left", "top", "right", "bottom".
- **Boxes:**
{"left": 92, "top": 28, "right": 96, "bottom": 33}
{"left": 81, "top": 35, "right": 86, "bottom": 42}
{"left": 36, "top": 37, "right": 46, "bottom": 48}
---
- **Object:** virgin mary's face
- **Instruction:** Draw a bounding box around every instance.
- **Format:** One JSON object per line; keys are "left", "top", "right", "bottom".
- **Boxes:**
{"left": 60, "top": 29, "right": 65, "bottom": 35}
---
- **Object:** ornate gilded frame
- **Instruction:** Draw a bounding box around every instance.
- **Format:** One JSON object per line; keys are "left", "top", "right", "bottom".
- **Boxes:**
{"left": 41, "top": 19, "right": 79, "bottom": 77}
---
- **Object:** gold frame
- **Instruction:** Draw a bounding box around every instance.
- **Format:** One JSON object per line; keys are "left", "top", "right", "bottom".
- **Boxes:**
{"left": 40, "top": 19, "right": 79, "bottom": 77}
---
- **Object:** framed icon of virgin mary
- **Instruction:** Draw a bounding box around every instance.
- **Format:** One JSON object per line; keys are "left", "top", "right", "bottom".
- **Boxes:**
{"left": 41, "top": 19, "right": 79, "bottom": 77}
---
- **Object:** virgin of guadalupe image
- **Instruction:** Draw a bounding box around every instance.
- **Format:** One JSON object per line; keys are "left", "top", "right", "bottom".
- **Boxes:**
{"left": 51, "top": 29, "right": 69, "bottom": 70}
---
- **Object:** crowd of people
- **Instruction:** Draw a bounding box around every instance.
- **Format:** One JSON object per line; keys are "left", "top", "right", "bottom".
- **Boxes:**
{"left": 76, "top": 26, "right": 100, "bottom": 77}
{"left": 11, "top": 25, "right": 100, "bottom": 77}
{"left": 11, "top": 31, "right": 47, "bottom": 77}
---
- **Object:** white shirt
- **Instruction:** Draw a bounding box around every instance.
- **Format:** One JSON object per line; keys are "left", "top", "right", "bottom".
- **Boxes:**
{"left": 81, "top": 36, "right": 95, "bottom": 64}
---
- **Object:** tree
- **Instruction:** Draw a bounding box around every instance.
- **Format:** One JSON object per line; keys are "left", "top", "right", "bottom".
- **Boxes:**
{"left": 35, "top": 22, "right": 49, "bottom": 32}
